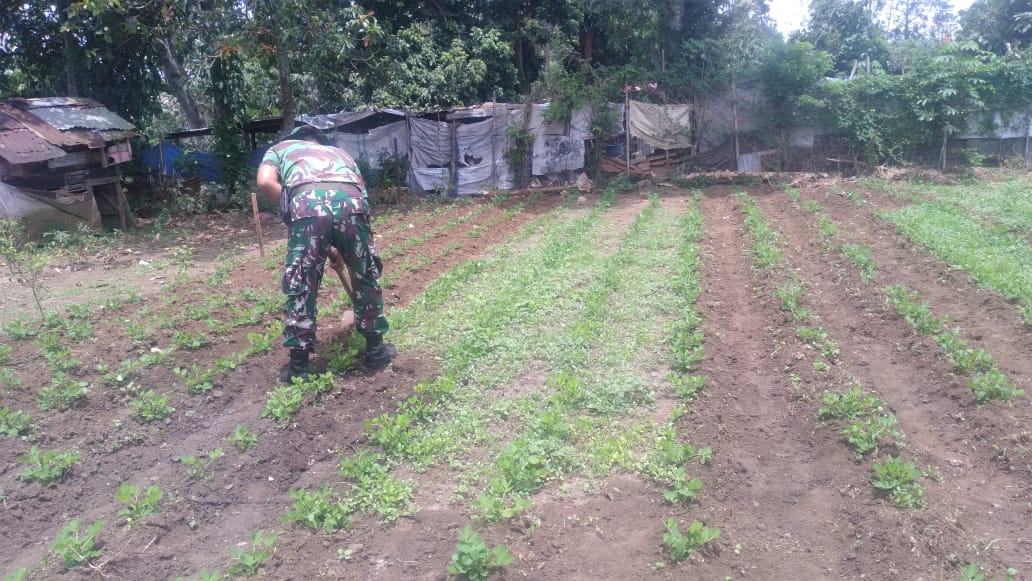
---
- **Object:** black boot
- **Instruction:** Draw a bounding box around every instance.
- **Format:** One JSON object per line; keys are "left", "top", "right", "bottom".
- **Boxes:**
{"left": 279, "top": 349, "right": 310, "bottom": 383}
{"left": 363, "top": 334, "right": 397, "bottom": 371}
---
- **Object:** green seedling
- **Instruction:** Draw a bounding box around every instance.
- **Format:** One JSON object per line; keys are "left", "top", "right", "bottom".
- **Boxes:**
{"left": 180, "top": 448, "right": 224, "bottom": 480}
{"left": 283, "top": 486, "right": 351, "bottom": 532}
{"left": 51, "top": 518, "right": 103, "bottom": 569}
{"left": 172, "top": 569, "right": 223, "bottom": 581}
{"left": 295, "top": 371, "right": 335, "bottom": 396}
{"left": 959, "top": 563, "right": 1021, "bottom": 581}
{"left": 171, "top": 330, "right": 208, "bottom": 350}
{"left": 0, "top": 343, "right": 11, "bottom": 365}
{"left": 228, "top": 531, "right": 276, "bottom": 577}
{"left": 18, "top": 447, "right": 78, "bottom": 485}
{"left": 843, "top": 414, "right": 901, "bottom": 457}
{"left": 885, "top": 285, "right": 942, "bottom": 334}
{"left": 2, "top": 316, "right": 37, "bottom": 340}
{"left": 817, "top": 215, "right": 838, "bottom": 237}
{"left": 663, "top": 474, "right": 704, "bottom": 505}
{"left": 473, "top": 477, "right": 532, "bottom": 523}
{"left": 0, "top": 368, "right": 20, "bottom": 391}
{"left": 3, "top": 568, "right": 28, "bottom": 581}
{"left": 447, "top": 525, "right": 513, "bottom": 581}
{"left": 173, "top": 365, "right": 217, "bottom": 395}
{"left": 38, "top": 373, "right": 89, "bottom": 411}
{"left": 244, "top": 332, "right": 274, "bottom": 356}
{"left": 227, "top": 425, "right": 258, "bottom": 451}
{"left": 116, "top": 483, "right": 164, "bottom": 525}
{"left": 840, "top": 243, "right": 877, "bottom": 283}
{"left": 663, "top": 518, "right": 720, "bottom": 562}
{"left": 63, "top": 317, "right": 93, "bottom": 340}
{"left": 970, "top": 369, "right": 1024, "bottom": 403}
{"left": 0, "top": 407, "right": 33, "bottom": 438}
{"left": 129, "top": 390, "right": 174, "bottom": 422}
{"left": 872, "top": 455, "right": 925, "bottom": 509}
{"left": 325, "top": 334, "right": 364, "bottom": 374}
{"left": 261, "top": 385, "right": 303, "bottom": 422}
{"left": 819, "top": 387, "right": 884, "bottom": 420}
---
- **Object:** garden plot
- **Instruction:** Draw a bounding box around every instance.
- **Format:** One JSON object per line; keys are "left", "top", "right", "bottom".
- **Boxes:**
{"left": 1, "top": 178, "right": 1030, "bottom": 581}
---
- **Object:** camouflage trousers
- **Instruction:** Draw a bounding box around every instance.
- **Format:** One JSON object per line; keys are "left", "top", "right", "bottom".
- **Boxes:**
{"left": 282, "top": 204, "right": 388, "bottom": 352}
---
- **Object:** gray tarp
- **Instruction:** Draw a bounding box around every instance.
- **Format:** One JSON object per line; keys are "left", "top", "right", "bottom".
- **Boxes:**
{"left": 628, "top": 100, "right": 694, "bottom": 149}
{"left": 334, "top": 120, "right": 409, "bottom": 169}
{"left": 0, "top": 182, "right": 101, "bottom": 237}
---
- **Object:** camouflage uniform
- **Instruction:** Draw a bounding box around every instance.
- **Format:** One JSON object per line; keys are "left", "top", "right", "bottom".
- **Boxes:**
{"left": 261, "top": 140, "right": 389, "bottom": 352}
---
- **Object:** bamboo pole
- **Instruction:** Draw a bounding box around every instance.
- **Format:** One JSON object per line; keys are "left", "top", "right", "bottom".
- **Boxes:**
{"left": 250, "top": 192, "right": 265, "bottom": 257}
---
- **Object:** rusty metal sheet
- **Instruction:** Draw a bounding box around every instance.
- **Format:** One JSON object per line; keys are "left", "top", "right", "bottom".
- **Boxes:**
{"left": 0, "top": 127, "right": 68, "bottom": 163}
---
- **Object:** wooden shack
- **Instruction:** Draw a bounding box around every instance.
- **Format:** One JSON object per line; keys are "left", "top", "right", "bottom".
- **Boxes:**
{"left": 0, "top": 97, "right": 137, "bottom": 236}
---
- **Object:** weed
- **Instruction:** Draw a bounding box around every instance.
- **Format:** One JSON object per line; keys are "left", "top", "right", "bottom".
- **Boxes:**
{"left": 739, "top": 194, "right": 783, "bottom": 268}
{"left": 843, "top": 414, "right": 901, "bottom": 457}
{"left": 129, "top": 390, "right": 174, "bottom": 422}
{"left": 0, "top": 407, "right": 32, "bottom": 438}
{"left": 51, "top": 518, "right": 103, "bottom": 569}
{"left": 38, "top": 372, "right": 89, "bottom": 411}
{"left": 295, "top": 371, "right": 335, "bottom": 396}
{"left": 496, "top": 434, "right": 578, "bottom": 494}
{"left": 819, "top": 387, "right": 884, "bottom": 420}
{"left": 180, "top": 448, "right": 224, "bottom": 480}
{"left": 802, "top": 199, "right": 820, "bottom": 213}
{"left": 116, "top": 483, "right": 164, "bottom": 525}
{"left": 63, "top": 317, "right": 93, "bottom": 341}
{"left": 325, "top": 334, "right": 364, "bottom": 374}
{"left": 796, "top": 326, "right": 840, "bottom": 360}
{"left": 817, "top": 215, "right": 839, "bottom": 238}
{"left": 784, "top": 187, "right": 802, "bottom": 202}
{"left": 215, "top": 352, "right": 246, "bottom": 372}
{"left": 261, "top": 385, "right": 303, "bottom": 422}
{"left": 0, "top": 220, "right": 49, "bottom": 316}
{"left": 886, "top": 285, "right": 942, "bottom": 334}
{"left": 447, "top": 525, "right": 513, "bottom": 581}
{"left": 283, "top": 486, "right": 351, "bottom": 532}
{"left": 244, "top": 332, "right": 274, "bottom": 356}
{"left": 3, "top": 569, "right": 28, "bottom": 581}
{"left": 473, "top": 477, "right": 532, "bottom": 522}
{"left": 871, "top": 455, "right": 925, "bottom": 508}
{"left": 663, "top": 518, "right": 720, "bottom": 562}
{"left": 227, "top": 425, "right": 258, "bottom": 451}
{"left": 18, "top": 447, "right": 78, "bottom": 485}
{"left": 228, "top": 531, "right": 276, "bottom": 577}
{"left": 0, "top": 368, "right": 20, "bottom": 391}
{"left": 338, "top": 450, "right": 415, "bottom": 521}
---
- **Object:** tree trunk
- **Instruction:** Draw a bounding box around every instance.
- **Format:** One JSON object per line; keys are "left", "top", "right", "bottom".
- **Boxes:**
{"left": 58, "top": 0, "right": 78, "bottom": 96}
{"left": 581, "top": 28, "right": 594, "bottom": 63}
{"left": 152, "top": 37, "right": 204, "bottom": 128}
{"left": 514, "top": 21, "right": 526, "bottom": 91}
{"left": 276, "top": 39, "right": 294, "bottom": 135}
{"left": 940, "top": 130, "right": 948, "bottom": 170}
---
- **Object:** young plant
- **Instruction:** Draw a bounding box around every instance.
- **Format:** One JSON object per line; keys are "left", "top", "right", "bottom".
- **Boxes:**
{"left": 0, "top": 343, "right": 11, "bottom": 365}
{"left": 51, "top": 518, "right": 104, "bottom": 569}
{"left": 843, "top": 414, "right": 901, "bottom": 457}
{"left": 0, "top": 368, "right": 20, "bottom": 391}
{"left": 18, "top": 447, "right": 78, "bottom": 485}
{"left": 173, "top": 365, "right": 217, "bottom": 395}
{"left": 261, "top": 385, "right": 303, "bottom": 422}
{"left": 172, "top": 569, "right": 223, "bottom": 581}
{"left": 338, "top": 451, "right": 415, "bottom": 522}
{"left": 228, "top": 531, "right": 276, "bottom": 577}
{"left": 2, "top": 316, "right": 38, "bottom": 340}
{"left": 0, "top": 407, "right": 33, "bottom": 438}
{"left": 819, "top": 387, "right": 884, "bottom": 420}
{"left": 663, "top": 473, "right": 704, "bottom": 505}
{"left": 663, "top": 518, "right": 720, "bottom": 562}
{"left": 171, "top": 330, "right": 208, "bottom": 350}
{"left": 447, "top": 525, "right": 513, "bottom": 581}
{"left": 282, "top": 486, "right": 351, "bottom": 532}
{"left": 115, "top": 483, "right": 164, "bottom": 525}
{"left": 227, "top": 425, "right": 258, "bottom": 451}
{"left": 871, "top": 455, "right": 925, "bottom": 509}
{"left": 969, "top": 370, "right": 1024, "bottom": 403}
{"left": 840, "top": 243, "right": 877, "bottom": 283}
{"left": 129, "top": 390, "right": 174, "bottom": 423}
{"left": 180, "top": 448, "right": 224, "bottom": 480}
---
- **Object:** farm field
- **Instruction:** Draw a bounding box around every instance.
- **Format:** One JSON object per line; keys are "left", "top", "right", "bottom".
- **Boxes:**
{"left": 1, "top": 176, "right": 1030, "bottom": 580}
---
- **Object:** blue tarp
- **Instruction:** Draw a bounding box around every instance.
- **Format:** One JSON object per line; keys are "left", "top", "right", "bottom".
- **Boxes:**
{"left": 142, "top": 142, "right": 272, "bottom": 182}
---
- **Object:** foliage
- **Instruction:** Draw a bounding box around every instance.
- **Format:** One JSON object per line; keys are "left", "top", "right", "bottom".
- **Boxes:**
{"left": 18, "top": 447, "right": 78, "bottom": 485}
{"left": 227, "top": 425, "right": 258, "bottom": 451}
{"left": 116, "top": 483, "right": 164, "bottom": 525}
{"left": 129, "top": 389, "right": 175, "bottom": 422}
{"left": 0, "top": 407, "right": 33, "bottom": 438}
{"left": 0, "top": 220, "right": 49, "bottom": 317}
{"left": 38, "top": 373, "right": 89, "bottom": 411}
{"left": 51, "top": 518, "right": 104, "bottom": 569}
{"left": 663, "top": 518, "right": 720, "bottom": 562}
{"left": 446, "top": 525, "right": 513, "bottom": 581}
{"left": 180, "top": 448, "right": 224, "bottom": 480}
{"left": 338, "top": 451, "right": 415, "bottom": 522}
{"left": 261, "top": 385, "right": 304, "bottom": 422}
{"left": 871, "top": 455, "right": 925, "bottom": 508}
{"left": 819, "top": 387, "right": 885, "bottom": 420}
{"left": 843, "top": 414, "right": 901, "bottom": 457}
{"left": 283, "top": 486, "right": 351, "bottom": 532}
{"left": 228, "top": 531, "right": 276, "bottom": 577}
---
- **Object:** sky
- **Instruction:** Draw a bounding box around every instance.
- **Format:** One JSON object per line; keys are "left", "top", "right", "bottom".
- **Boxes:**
{"left": 767, "top": 0, "right": 977, "bottom": 36}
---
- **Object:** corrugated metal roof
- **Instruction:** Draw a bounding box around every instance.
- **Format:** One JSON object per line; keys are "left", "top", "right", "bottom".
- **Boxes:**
{"left": 28, "top": 105, "right": 135, "bottom": 131}
{"left": 0, "top": 125, "right": 67, "bottom": 163}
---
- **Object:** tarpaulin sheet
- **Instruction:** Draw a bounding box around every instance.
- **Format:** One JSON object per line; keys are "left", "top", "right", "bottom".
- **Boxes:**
{"left": 532, "top": 135, "right": 584, "bottom": 175}
{"left": 141, "top": 142, "right": 222, "bottom": 182}
{"left": 335, "top": 120, "right": 409, "bottom": 169}
{"left": 628, "top": 100, "right": 694, "bottom": 149}
{"left": 409, "top": 117, "right": 452, "bottom": 168}
{"left": 410, "top": 167, "right": 450, "bottom": 193}
{"left": 0, "top": 182, "right": 101, "bottom": 237}
{"left": 455, "top": 116, "right": 512, "bottom": 195}
{"left": 526, "top": 104, "right": 593, "bottom": 139}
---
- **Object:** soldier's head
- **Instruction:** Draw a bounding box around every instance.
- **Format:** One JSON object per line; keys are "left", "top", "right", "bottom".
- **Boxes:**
{"left": 285, "top": 125, "right": 331, "bottom": 146}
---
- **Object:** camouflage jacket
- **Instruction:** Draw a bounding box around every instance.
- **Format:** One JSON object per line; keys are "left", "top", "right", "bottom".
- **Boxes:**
{"left": 261, "top": 139, "right": 370, "bottom": 218}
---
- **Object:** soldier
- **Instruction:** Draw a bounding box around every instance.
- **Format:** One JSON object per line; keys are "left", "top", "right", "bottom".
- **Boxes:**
{"left": 256, "top": 125, "right": 396, "bottom": 382}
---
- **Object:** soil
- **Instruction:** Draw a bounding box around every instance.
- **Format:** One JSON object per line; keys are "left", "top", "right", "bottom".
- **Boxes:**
{"left": 1, "top": 181, "right": 1030, "bottom": 580}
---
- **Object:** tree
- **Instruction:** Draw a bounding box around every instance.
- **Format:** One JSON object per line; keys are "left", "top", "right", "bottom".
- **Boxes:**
{"left": 959, "top": 0, "right": 1032, "bottom": 53}
{"left": 796, "top": 0, "right": 891, "bottom": 75}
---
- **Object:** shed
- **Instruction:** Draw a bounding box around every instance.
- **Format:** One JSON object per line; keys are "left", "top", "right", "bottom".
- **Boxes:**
{"left": 0, "top": 97, "right": 137, "bottom": 236}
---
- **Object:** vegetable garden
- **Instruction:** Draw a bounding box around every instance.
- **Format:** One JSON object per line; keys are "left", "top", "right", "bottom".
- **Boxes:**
{"left": 1, "top": 173, "right": 1030, "bottom": 580}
